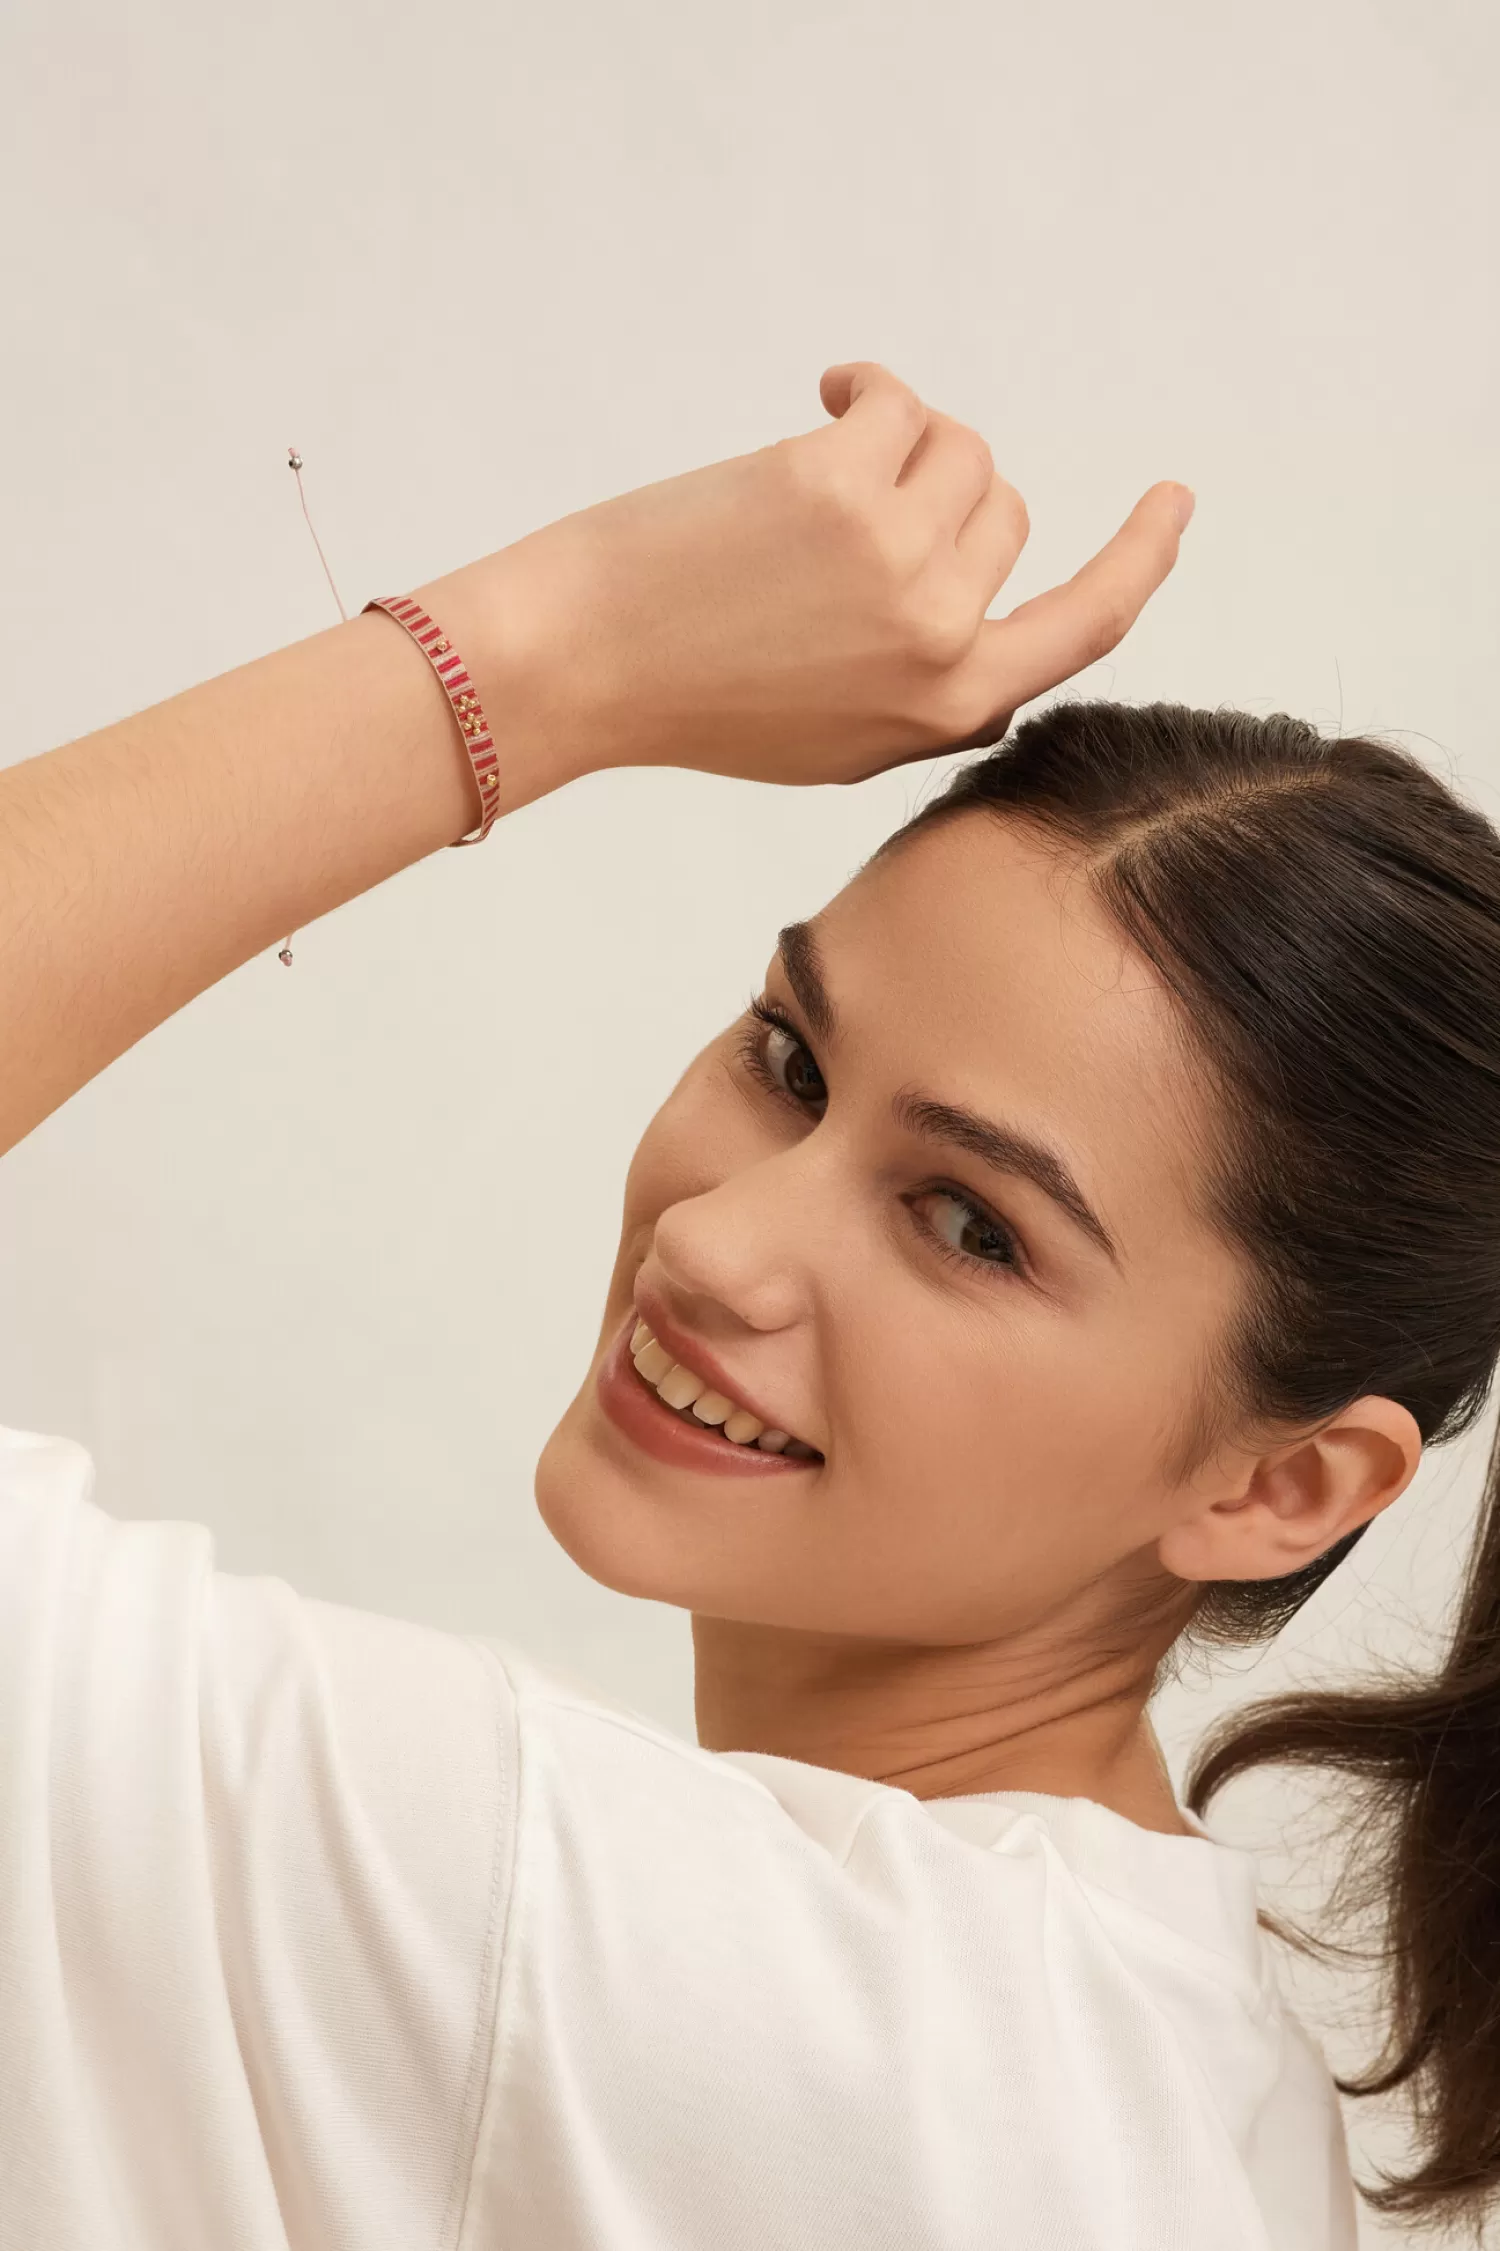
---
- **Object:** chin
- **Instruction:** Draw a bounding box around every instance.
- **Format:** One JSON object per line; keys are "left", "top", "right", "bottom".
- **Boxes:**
{"left": 533, "top": 1399, "right": 699, "bottom": 1607}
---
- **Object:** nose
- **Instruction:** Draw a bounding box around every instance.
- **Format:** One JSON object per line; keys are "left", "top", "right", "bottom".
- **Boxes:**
{"left": 647, "top": 1158, "right": 822, "bottom": 1342}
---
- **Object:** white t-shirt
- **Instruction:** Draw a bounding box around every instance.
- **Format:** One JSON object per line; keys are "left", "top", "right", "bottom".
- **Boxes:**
{"left": 0, "top": 1422, "right": 1358, "bottom": 2251}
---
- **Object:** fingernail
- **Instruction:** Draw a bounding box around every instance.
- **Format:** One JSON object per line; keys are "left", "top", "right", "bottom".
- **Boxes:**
{"left": 1173, "top": 484, "right": 1196, "bottom": 532}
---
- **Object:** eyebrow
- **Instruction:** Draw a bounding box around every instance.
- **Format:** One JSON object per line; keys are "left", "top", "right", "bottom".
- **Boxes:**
{"left": 775, "top": 920, "right": 1121, "bottom": 1266}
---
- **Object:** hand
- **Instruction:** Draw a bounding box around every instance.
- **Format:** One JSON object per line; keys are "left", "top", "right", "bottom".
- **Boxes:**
{"left": 0, "top": 362, "right": 1190, "bottom": 1153}
{"left": 432, "top": 361, "right": 1193, "bottom": 789}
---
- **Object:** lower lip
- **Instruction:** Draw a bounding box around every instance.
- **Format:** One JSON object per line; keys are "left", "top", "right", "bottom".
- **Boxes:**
{"left": 596, "top": 1319, "right": 818, "bottom": 1477}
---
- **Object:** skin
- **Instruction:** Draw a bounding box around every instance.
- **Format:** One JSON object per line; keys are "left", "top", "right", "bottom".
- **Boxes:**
{"left": 538, "top": 814, "right": 1422, "bottom": 1835}
{"left": 0, "top": 363, "right": 1189, "bottom": 1150}
{"left": 0, "top": 359, "right": 1421, "bottom": 1837}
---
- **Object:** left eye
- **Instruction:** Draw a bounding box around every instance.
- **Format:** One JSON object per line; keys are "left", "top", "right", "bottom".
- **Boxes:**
{"left": 912, "top": 1188, "right": 1019, "bottom": 1269}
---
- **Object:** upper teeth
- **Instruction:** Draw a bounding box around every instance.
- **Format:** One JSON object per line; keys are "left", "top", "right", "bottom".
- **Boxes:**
{"left": 630, "top": 1322, "right": 806, "bottom": 1456}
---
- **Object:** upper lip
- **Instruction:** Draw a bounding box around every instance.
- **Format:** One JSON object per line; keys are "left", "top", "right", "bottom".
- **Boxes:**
{"left": 630, "top": 1284, "right": 816, "bottom": 1451}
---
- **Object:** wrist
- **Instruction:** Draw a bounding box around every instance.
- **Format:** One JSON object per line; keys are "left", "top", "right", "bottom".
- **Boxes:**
{"left": 411, "top": 541, "right": 606, "bottom": 820}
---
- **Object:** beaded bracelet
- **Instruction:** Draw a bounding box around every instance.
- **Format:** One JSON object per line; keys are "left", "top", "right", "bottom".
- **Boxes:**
{"left": 364, "top": 594, "right": 502, "bottom": 846}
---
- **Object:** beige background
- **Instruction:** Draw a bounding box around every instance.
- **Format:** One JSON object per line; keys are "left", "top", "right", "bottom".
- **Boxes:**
{"left": 2, "top": 0, "right": 1496, "bottom": 2236}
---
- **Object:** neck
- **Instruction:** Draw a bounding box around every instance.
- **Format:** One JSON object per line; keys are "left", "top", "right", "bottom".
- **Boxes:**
{"left": 690, "top": 1613, "right": 1192, "bottom": 1837}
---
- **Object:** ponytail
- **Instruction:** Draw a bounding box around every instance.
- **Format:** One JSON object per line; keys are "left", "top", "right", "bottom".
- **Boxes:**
{"left": 1187, "top": 1422, "right": 1500, "bottom": 2231}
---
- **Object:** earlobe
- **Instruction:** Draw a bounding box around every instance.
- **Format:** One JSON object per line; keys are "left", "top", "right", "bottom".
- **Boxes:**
{"left": 1159, "top": 1396, "right": 1423, "bottom": 1585}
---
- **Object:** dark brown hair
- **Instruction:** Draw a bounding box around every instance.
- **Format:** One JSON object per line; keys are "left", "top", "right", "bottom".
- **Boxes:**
{"left": 885, "top": 701, "right": 1500, "bottom": 2237}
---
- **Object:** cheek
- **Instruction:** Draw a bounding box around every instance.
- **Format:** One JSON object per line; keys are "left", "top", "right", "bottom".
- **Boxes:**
{"left": 841, "top": 1303, "right": 1184, "bottom": 1572}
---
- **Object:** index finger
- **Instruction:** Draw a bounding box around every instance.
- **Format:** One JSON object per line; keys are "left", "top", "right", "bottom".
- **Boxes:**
{"left": 818, "top": 361, "right": 930, "bottom": 482}
{"left": 972, "top": 481, "right": 1195, "bottom": 716}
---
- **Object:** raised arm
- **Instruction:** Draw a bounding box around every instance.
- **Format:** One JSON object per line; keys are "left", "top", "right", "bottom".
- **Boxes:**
{"left": 0, "top": 364, "right": 1191, "bottom": 1156}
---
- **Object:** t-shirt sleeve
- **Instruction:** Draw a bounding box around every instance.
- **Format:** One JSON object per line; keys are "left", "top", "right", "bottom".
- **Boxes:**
{"left": 0, "top": 1426, "right": 518, "bottom": 2251}
{"left": 198, "top": 1571, "right": 518, "bottom": 2248}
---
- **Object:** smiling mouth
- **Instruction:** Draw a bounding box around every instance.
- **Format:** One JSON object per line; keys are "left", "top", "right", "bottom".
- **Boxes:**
{"left": 628, "top": 1321, "right": 823, "bottom": 1461}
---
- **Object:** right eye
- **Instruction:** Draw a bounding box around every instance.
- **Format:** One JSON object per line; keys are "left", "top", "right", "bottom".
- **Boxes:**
{"left": 737, "top": 998, "right": 828, "bottom": 1112}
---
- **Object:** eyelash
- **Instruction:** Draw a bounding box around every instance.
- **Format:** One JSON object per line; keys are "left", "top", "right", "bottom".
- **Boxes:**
{"left": 735, "top": 995, "right": 1029, "bottom": 1283}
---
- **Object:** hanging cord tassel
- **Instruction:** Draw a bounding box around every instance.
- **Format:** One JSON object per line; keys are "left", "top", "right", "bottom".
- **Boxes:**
{"left": 279, "top": 447, "right": 350, "bottom": 965}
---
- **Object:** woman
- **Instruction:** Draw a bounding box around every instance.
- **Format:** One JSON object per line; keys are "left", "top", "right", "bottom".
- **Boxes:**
{"left": 0, "top": 362, "right": 1487, "bottom": 2248}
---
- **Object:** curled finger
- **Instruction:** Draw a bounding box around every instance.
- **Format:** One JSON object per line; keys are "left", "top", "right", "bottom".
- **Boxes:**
{"left": 954, "top": 472, "right": 1031, "bottom": 606}
{"left": 819, "top": 362, "right": 930, "bottom": 483}
{"left": 896, "top": 412, "right": 996, "bottom": 542}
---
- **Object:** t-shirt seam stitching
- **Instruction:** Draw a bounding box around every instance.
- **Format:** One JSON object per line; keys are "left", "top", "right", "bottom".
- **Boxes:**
{"left": 1027, "top": 1832, "right": 1282, "bottom": 2248}
{"left": 440, "top": 1635, "right": 523, "bottom": 2251}
{"left": 505, "top": 1677, "right": 889, "bottom": 1800}
{"left": 506, "top": 1679, "right": 1270, "bottom": 1983}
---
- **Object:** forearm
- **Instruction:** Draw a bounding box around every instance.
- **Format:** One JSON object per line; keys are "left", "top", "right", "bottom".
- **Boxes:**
{"left": 0, "top": 549, "right": 583, "bottom": 1156}
{"left": 0, "top": 363, "right": 1189, "bottom": 1157}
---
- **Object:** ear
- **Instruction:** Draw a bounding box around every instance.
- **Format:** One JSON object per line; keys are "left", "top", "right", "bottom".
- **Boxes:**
{"left": 1158, "top": 1396, "right": 1423, "bottom": 1585}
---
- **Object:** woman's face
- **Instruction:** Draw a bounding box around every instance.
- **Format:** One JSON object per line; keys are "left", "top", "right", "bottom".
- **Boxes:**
{"left": 536, "top": 812, "right": 1245, "bottom": 1647}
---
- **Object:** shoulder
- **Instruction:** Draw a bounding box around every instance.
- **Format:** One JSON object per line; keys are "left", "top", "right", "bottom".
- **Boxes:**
{"left": 0, "top": 1421, "right": 517, "bottom": 2246}
{"left": 0, "top": 1417, "right": 516, "bottom": 1832}
{"left": 491, "top": 1638, "right": 890, "bottom": 1857}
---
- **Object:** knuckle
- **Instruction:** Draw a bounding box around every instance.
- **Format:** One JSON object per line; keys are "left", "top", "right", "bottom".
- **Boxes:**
{"left": 934, "top": 672, "right": 999, "bottom": 741}
{"left": 890, "top": 381, "right": 927, "bottom": 440}
{"left": 897, "top": 677, "right": 995, "bottom": 757}
{"left": 926, "top": 411, "right": 991, "bottom": 483}
{"left": 777, "top": 434, "right": 860, "bottom": 519}
{"left": 963, "top": 429, "right": 995, "bottom": 481}
{"left": 773, "top": 433, "right": 826, "bottom": 496}
{"left": 872, "top": 513, "right": 927, "bottom": 584}
{"left": 901, "top": 586, "right": 974, "bottom": 670}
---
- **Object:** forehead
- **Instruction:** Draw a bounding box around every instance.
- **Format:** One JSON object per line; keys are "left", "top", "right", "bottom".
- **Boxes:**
{"left": 807, "top": 813, "right": 1221, "bottom": 1257}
